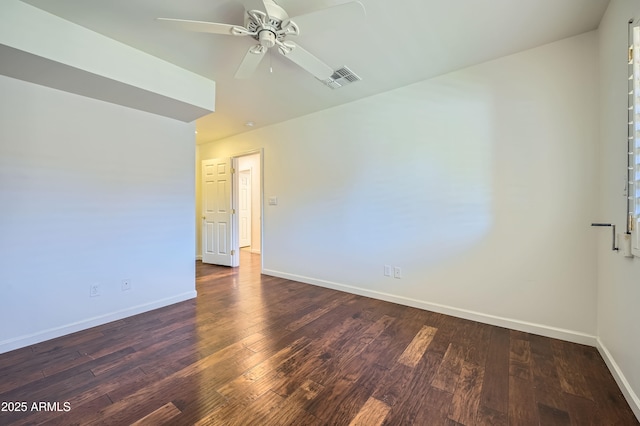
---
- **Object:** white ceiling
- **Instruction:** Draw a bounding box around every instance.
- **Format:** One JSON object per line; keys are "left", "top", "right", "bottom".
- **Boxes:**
{"left": 21, "top": 0, "right": 610, "bottom": 144}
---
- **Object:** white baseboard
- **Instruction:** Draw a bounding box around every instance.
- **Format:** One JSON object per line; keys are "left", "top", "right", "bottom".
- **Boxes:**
{"left": 596, "top": 338, "right": 640, "bottom": 420}
{"left": 196, "top": 255, "right": 202, "bottom": 261}
{"left": 250, "top": 248, "right": 261, "bottom": 254}
{"left": 0, "top": 291, "right": 197, "bottom": 355}
{"left": 262, "top": 269, "right": 597, "bottom": 347}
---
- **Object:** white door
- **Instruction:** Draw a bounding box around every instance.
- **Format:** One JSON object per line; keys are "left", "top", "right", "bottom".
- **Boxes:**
{"left": 202, "top": 158, "right": 233, "bottom": 266}
{"left": 239, "top": 169, "right": 252, "bottom": 248}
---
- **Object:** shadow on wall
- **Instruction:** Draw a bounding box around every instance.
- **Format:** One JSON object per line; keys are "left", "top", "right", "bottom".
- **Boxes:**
{"left": 281, "top": 77, "right": 494, "bottom": 268}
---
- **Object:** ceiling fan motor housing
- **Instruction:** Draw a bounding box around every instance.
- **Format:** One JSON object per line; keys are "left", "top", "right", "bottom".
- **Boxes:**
{"left": 258, "top": 28, "right": 276, "bottom": 48}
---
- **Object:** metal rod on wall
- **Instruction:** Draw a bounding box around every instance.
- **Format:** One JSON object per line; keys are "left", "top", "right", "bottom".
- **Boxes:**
{"left": 591, "top": 223, "right": 619, "bottom": 251}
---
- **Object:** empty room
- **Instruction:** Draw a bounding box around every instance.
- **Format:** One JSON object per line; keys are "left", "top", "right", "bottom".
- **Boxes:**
{"left": 1, "top": 0, "right": 639, "bottom": 424}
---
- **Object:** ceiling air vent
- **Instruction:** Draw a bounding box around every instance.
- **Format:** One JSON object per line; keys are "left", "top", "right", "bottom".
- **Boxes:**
{"left": 318, "top": 66, "right": 362, "bottom": 89}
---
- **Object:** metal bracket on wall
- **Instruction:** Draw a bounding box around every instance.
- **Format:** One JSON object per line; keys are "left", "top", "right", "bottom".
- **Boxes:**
{"left": 591, "top": 223, "right": 619, "bottom": 251}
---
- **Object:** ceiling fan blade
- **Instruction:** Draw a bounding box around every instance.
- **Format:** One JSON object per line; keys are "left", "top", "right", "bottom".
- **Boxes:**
{"left": 157, "top": 18, "right": 245, "bottom": 36}
{"left": 287, "top": 1, "right": 366, "bottom": 33}
{"left": 235, "top": 46, "right": 267, "bottom": 79}
{"left": 262, "top": 0, "right": 289, "bottom": 21}
{"left": 279, "top": 41, "right": 333, "bottom": 80}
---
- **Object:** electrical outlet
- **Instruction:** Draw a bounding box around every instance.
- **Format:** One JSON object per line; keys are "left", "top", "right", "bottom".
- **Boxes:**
{"left": 384, "top": 265, "right": 392, "bottom": 277}
{"left": 121, "top": 279, "right": 132, "bottom": 291}
{"left": 393, "top": 267, "right": 402, "bottom": 279}
{"left": 89, "top": 283, "right": 100, "bottom": 297}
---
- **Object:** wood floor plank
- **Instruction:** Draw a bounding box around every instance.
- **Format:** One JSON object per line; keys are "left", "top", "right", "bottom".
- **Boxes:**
{"left": 304, "top": 319, "right": 374, "bottom": 385}
{"left": 310, "top": 314, "right": 394, "bottom": 387}
{"left": 0, "top": 347, "right": 135, "bottom": 404}
{"left": 243, "top": 337, "right": 311, "bottom": 381}
{"left": 305, "top": 375, "right": 361, "bottom": 421}
{"left": 537, "top": 402, "right": 571, "bottom": 426}
{"left": 573, "top": 344, "right": 640, "bottom": 425}
{"left": 529, "top": 334, "right": 568, "bottom": 412}
{"left": 65, "top": 366, "right": 149, "bottom": 411}
{"left": 448, "top": 360, "right": 485, "bottom": 425}
{"left": 0, "top": 251, "right": 636, "bottom": 426}
{"left": 479, "top": 326, "right": 509, "bottom": 415}
{"left": 39, "top": 395, "right": 113, "bottom": 426}
{"left": 259, "top": 379, "right": 324, "bottom": 425}
{"left": 383, "top": 352, "right": 451, "bottom": 425}
{"left": 508, "top": 375, "right": 539, "bottom": 425}
{"left": 90, "top": 330, "right": 194, "bottom": 377}
{"left": 190, "top": 399, "right": 246, "bottom": 425}
{"left": 431, "top": 343, "right": 466, "bottom": 393}
{"left": 563, "top": 393, "right": 601, "bottom": 426}
{"left": 0, "top": 369, "right": 45, "bottom": 395}
{"left": 371, "top": 363, "right": 415, "bottom": 407}
{"left": 225, "top": 390, "right": 285, "bottom": 426}
{"left": 268, "top": 327, "right": 357, "bottom": 397}
{"left": 358, "top": 317, "right": 419, "bottom": 369}
{"left": 456, "top": 321, "right": 492, "bottom": 366}
{"left": 413, "top": 386, "right": 454, "bottom": 425}
{"left": 312, "top": 384, "right": 372, "bottom": 425}
{"left": 348, "top": 397, "right": 391, "bottom": 426}
{"left": 284, "top": 293, "right": 356, "bottom": 332}
{"left": 80, "top": 335, "right": 273, "bottom": 424}
{"left": 475, "top": 405, "right": 508, "bottom": 426}
{"left": 0, "top": 346, "right": 34, "bottom": 371}
{"left": 552, "top": 340, "right": 593, "bottom": 400}
{"left": 344, "top": 354, "right": 390, "bottom": 394}
{"left": 218, "top": 369, "right": 284, "bottom": 402}
{"left": 30, "top": 327, "right": 109, "bottom": 355}
{"left": 397, "top": 325, "right": 438, "bottom": 368}
{"left": 509, "top": 338, "right": 532, "bottom": 380}
{"left": 130, "top": 401, "right": 182, "bottom": 426}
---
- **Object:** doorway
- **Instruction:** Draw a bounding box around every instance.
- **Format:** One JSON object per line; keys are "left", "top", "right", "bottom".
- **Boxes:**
{"left": 199, "top": 150, "right": 263, "bottom": 268}
{"left": 233, "top": 152, "right": 262, "bottom": 260}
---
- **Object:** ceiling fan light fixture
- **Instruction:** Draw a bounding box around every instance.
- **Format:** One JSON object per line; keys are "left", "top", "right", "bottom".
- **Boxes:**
{"left": 259, "top": 30, "right": 276, "bottom": 48}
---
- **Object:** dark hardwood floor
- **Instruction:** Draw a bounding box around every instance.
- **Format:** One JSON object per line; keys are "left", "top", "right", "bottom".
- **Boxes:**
{"left": 0, "top": 251, "right": 637, "bottom": 425}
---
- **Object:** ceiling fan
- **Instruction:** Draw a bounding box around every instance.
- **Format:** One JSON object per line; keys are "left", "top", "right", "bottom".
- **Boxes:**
{"left": 158, "top": 0, "right": 365, "bottom": 83}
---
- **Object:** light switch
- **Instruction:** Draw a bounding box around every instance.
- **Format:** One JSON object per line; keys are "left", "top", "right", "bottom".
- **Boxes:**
{"left": 268, "top": 196, "right": 278, "bottom": 206}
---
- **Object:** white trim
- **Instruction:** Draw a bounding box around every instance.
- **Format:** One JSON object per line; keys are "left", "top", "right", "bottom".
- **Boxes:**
{"left": 597, "top": 338, "right": 640, "bottom": 421}
{"left": 230, "top": 157, "right": 240, "bottom": 267}
{"left": 0, "top": 291, "right": 197, "bottom": 355}
{"left": 631, "top": 22, "right": 640, "bottom": 258}
{"left": 231, "top": 149, "right": 264, "bottom": 270}
{"left": 262, "top": 269, "right": 598, "bottom": 346}
{"left": 196, "top": 255, "right": 202, "bottom": 261}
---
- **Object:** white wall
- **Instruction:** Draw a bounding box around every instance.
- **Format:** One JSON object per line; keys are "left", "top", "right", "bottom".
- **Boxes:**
{"left": 0, "top": 0, "right": 215, "bottom": 122}
{"left": 597, "top": 0, "right": 640, "bottom": 417}
{"left": 198, "top": 32, "right": 599, "bottom": 343}
{"left": 0, "top": 75, "right": 196, "bottom": 354}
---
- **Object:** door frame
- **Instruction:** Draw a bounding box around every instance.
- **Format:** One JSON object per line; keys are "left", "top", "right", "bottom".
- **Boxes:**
{"left": 230, "top": 149, "right": 264, "bottom": 270}
{"left": 238, "top": 168, "right": 252, "bottom": 248}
